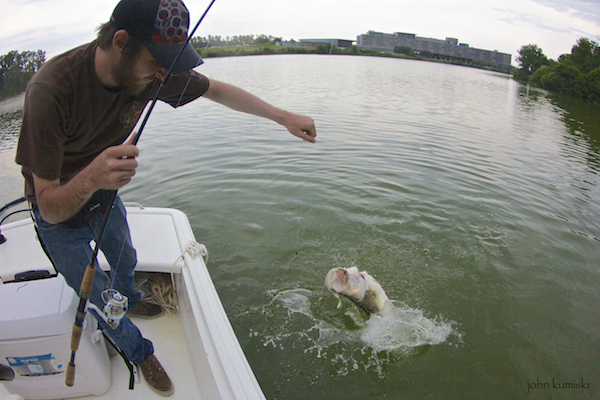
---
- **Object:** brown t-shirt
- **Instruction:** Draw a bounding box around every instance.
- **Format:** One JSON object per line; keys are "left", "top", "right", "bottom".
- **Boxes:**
{"left": 15, "top": 41, "right": 209, "bottom": 203}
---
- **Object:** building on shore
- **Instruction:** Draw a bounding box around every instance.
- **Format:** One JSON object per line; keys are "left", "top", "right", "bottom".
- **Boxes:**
{"left": 299, "top": 38, "right": 355, "bottom": 48}
{"left": 357, "top": 31, "right": 511, "bottom": 69}
{"left": 278, "top": 38, "right": 355, "bottom": 48}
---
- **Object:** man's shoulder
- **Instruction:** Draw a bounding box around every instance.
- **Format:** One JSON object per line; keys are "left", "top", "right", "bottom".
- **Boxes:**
{"left": 29, "top": 42, "right": 96, "bottom": 92}
{"left": 159, "top": 70, "right": 210, "bottom": 107}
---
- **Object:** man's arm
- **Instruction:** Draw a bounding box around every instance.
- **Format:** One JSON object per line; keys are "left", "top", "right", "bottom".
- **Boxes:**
{"left": 34, "top": 139, "right": 139, "bottom": 224}
{"left": 203, "top": 79, "right": 317, "bottom": 143}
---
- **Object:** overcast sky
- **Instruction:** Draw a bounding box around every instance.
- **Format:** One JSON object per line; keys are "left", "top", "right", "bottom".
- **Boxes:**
{"left": 0, "top": 0, "right": 598, "bottom": 66}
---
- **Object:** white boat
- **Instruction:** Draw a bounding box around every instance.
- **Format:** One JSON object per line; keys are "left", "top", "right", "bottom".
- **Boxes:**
{"left": 0, "top": 200, "right": 266, "bottom": 400}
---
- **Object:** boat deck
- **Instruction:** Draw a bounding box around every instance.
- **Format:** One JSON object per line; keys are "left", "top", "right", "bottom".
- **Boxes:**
{"left": 0, "top": 276, "right": 202, "bottom": 400}
{"left": 81, "top": 310, "right": 202, "bottom": 399}
{"left": 0, "top": 205, "right": 265, "bottom": 400}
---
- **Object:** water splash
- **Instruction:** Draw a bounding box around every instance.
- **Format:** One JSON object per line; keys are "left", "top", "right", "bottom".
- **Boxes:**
{"left": 360, "top": 302, "right": 454, "bottom": 352}
{"left": 275, "top": 289, "right": 313, "bottom": 316}
{"left": 259, "top": 288, "right": 458, "bottom": 377}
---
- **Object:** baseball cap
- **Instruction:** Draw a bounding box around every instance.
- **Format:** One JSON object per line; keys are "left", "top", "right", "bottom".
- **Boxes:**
{"left": 111, "top": 0, "right": 203, "bottom": 73}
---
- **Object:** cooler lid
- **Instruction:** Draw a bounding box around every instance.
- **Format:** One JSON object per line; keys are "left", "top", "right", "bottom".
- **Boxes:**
{"left": 0, "top": 217, "right": 56, "bottom": 283}
{"left": 0, "top": 274, "right": 77, "bottom": 340}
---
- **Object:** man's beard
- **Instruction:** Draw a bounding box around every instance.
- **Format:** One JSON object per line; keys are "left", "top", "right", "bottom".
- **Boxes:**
{"left": 111, "top": 53, "right": 152, "bottom": 96}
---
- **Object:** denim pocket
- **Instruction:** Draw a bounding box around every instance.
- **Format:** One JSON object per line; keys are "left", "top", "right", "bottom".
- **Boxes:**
{"left": 33, "top": 211, "right": 60, "bottom": 232}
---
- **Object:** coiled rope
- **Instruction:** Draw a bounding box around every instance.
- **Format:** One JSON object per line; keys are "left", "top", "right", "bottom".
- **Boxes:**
{"left": 142, "top": 241, "right": 209, "bottom": 315}
{"left": 149, "top": 276, "right": 179, "bottom": 315}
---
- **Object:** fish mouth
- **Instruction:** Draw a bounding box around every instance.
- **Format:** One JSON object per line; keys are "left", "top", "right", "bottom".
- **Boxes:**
{"left": 325, "top": 267, "right": 388, "bottom": 316}
{"left": 324, "top": 268, "right": 347, "bottom": 294}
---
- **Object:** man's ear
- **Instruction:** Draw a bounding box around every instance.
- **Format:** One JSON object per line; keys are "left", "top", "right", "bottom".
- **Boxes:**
{"left": 112, "top": 29, "right": 129, "bottom": 55}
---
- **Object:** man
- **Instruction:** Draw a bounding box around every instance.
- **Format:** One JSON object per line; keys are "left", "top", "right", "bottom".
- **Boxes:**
{"left": 15, "top": 0, "right": 316, "bottom": 396}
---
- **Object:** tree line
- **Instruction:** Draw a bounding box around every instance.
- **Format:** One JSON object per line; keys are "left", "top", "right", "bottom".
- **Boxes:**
{"left": 0, "top": 50, "right": 46, "bottom": 99}
{"left": 191, "top": 34, "right": 282, "bottom": 48}
{"left": 514, "top": 38, "right": 600, "bottom": 103}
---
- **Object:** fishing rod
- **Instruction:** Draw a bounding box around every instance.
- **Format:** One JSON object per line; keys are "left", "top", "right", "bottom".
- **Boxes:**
{"left": 65, "top": 0, "right": 217, "bottom": 387}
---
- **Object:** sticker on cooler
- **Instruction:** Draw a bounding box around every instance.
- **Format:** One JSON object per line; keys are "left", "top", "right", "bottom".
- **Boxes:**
{"left": 6, "top": 353, "right": 65, "bottom": 376}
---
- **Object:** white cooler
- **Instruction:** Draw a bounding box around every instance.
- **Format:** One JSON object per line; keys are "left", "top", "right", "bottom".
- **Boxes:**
{"left": 0, "top": 274, "right": 111, "bottom": 399}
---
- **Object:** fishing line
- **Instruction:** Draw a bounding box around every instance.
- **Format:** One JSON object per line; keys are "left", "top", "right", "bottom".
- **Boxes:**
{"left": 297, "top": 3, "right": 342, "bottom": 247}
{"left": 199, "top": 0, "right": 236, "bottom": 59}
{"left": 328, "top": 0, "right": 345, "bottom": 55}
{"left": 173, "top": 73, "right": 195, "bottom": 108}
{"left": 295, "top": 174, "right": 306, "bottom": 248}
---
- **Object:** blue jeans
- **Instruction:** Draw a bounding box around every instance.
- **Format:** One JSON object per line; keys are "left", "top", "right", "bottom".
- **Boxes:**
{"left": 33, "top": 196, "right": 153, "bottom": 364}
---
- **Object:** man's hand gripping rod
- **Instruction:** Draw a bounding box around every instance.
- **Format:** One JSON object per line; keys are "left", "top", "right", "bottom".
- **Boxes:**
{"left": 65, "top": 0, "right": 216, "bottom": 387}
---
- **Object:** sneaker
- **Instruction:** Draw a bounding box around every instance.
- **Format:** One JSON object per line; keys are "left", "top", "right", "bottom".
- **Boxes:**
{"left": 139, "top": 355, "right": 174, "bottom": 396}
{"left": 127, "top": 300, "right": 164, "bottom": 319}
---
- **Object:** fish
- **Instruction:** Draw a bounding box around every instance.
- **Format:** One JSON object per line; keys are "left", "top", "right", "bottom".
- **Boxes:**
{"left": 325, "top": 267, "right": 389, "bottom": 315}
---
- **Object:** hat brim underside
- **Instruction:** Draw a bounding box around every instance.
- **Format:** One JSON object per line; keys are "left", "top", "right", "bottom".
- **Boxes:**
{"left": 144, "top": 41, "right": 203, "bottom": 73}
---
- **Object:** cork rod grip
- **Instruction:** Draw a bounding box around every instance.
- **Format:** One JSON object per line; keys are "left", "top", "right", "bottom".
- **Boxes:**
{"left": 80, "top": 264, "right": 95, "bottom": 295}
{"left": 65, "top": 263, "right": 95, "bottom": 387}
{"left": 65, "top": 363, "right": 76, "bottom": 387}
{"left": 70, "top": 324, "right": 83, "bottom": 352}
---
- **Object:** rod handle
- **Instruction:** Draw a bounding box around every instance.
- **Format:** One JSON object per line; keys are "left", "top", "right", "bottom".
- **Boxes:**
{"left": 65, "top": 362, "right": 76, "bottom": 387}
{"left": 65, "top": 323, "right": 83, "bottom": 387}
{"left": 70, "top": 323, "right": 83, "bottom": 352}
{"left": 80, "top": 264, "right": 95, "bottom": 295}
{"left": 66, "top": 263, "right": 94, "bottom": 387}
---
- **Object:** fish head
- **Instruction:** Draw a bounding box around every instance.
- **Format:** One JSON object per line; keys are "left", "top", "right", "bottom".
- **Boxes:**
{"left": 325, "top": 267, "right": 389, "bottom": 315}
{"left": 325, "top": 267, "right": 366, "bottom": 303}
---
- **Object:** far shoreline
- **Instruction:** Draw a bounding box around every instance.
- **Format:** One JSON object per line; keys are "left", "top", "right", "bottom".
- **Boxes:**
{"left": 195, "top": 44, "right": 514, "bottom": 75}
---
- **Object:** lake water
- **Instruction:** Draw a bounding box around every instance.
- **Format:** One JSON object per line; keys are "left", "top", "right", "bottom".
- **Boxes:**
{"left": 1, "top": 55, "right": 599, "bottom": 399}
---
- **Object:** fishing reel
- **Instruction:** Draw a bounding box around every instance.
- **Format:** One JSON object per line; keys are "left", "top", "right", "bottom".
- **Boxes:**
{"left": 101, "top": 289, "right": 128, "bottom": 329}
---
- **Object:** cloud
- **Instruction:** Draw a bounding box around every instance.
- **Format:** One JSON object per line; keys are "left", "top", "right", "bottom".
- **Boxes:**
{"left": 531, "top": 0, "right": 600, "bottom": 26}
{"left": 493, "top": 7, "right": 572, "bottom": 35}
{"left": 1, "top": 0, "right": 598, "bottom": 65}
{"left": 490, "top": 3, "right": 599, "bottom": 59}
